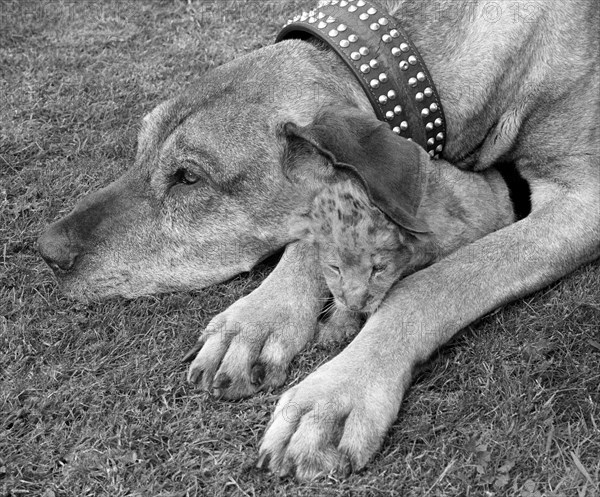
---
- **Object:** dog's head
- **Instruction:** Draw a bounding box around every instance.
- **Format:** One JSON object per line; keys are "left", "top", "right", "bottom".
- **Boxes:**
{"left": 38, "top": 41, "right": 426, "bottom": 299}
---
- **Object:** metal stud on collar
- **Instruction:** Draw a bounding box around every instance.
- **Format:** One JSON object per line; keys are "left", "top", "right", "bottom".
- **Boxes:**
{"left": 276, "top": 0, "right": 447, "bottom": 157}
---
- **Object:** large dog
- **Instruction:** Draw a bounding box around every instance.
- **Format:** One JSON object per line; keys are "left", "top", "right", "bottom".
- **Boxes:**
{"left": 38, "top": 0, "right": 599, "bottom": 481}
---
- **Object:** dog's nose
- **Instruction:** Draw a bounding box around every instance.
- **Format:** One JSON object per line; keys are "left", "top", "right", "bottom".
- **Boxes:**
{"left": 38, "top": 224, "right": 79, "bottom": 272}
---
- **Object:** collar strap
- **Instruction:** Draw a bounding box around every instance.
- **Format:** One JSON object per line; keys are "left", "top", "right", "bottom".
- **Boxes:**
{"left": 276, "top": 0, "right": 446, "bottom": 158}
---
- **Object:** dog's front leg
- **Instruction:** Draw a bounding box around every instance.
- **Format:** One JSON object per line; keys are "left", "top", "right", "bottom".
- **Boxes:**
{"left": 258, "top": 182, "right": 599, "bottom": 480}
{"left": 186, "top": 240, "right": 327, "bottom": 398}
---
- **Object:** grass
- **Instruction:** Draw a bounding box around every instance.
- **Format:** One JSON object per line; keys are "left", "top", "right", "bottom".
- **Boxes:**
{"left": 1, "top": 0, "right": 599, "bottom": 495}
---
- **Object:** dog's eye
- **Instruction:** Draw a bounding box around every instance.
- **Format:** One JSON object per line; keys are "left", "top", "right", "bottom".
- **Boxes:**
{"left": 176, "top": 168, "right": 201, "bottom": 185}
{"left": 372, "top": 264, "right": 387, "bottom": 275}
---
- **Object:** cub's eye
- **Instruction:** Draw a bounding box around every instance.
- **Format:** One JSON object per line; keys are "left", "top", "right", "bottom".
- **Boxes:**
{"left": 176, "top": 168, "right": 201, "bottom": 185}
{"left": 372, "top": 264, "right": 387, "bottom": 275}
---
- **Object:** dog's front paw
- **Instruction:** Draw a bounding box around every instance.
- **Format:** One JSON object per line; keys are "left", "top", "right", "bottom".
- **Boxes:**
{"left": 185, "top": 291, "right": 317, "bottom": 399}
{"left": 257, "top": 358, "right": 398, "bottom": 480}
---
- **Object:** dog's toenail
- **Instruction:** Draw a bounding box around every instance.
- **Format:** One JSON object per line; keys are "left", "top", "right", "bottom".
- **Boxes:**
{"left": 339, "top": 455, "right": 353, "bottom": 478}
{"left": 188, "top": 369, "right": 203, "bottom": 385}
{"left": 250, "top": 363, "right": 266, "bottom": 385}
{"left": 256, "top": 452, "right": 271, "bottom": 470}
{"left": 181, "top": 342, "right": 203, "bottom": 363}
{"left": 213, "top": 373, "right": 231, "bottom": 390}
{"left": 277, "top": 459, "right": 295, "bottom": 478}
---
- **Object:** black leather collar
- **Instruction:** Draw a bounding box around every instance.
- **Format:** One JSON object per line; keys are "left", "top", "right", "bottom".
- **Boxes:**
{"left": 276, "top": 0, "right": 446, "bottom": 158}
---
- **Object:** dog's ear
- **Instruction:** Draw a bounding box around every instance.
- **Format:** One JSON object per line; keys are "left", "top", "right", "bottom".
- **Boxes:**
{"left": 283, "top": 106, "right": 430, "bottom": 234}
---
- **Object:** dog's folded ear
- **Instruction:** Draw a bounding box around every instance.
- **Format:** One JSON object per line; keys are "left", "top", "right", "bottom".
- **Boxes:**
{"left": 283, "top": 106, "right": 430, "bottom": 234}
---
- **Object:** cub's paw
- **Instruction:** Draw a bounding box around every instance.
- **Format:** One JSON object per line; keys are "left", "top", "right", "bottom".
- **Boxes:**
{"left": 317, "top": 308, "right": 362, "bottom": 343}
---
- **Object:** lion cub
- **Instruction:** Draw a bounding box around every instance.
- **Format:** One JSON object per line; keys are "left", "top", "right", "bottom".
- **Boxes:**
{"left": 292, "top": 180, "right": 435, "bottom": 342}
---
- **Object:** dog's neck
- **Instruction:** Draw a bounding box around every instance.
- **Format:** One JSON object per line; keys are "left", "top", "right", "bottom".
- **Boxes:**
{"left": 290, "top": 0, "right": 574, "bottom": 169}
{"left": 415, "top": 155, "right": 516, "bottom": 259}
{"left": 278, "top": 1, "right": 447, "bottom": 157}
{"left": 386, "top": 0, "right": 597, "bottom": 169}
{"left": 389, "top": 0, "right": 529, "bottom": 164}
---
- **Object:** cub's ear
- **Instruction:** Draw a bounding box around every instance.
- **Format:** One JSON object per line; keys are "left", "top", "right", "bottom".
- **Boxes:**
{"left": 288, "top": 212, "right": 315, "bottom": 244}
{"left": 398, "top": 227, "right": 433, "bottom": 252}
{"left": 283, "top": 106, "right": 430, "bottom": 234}
{"left": 400, "top": 228, "right": 439, "bottom": 270}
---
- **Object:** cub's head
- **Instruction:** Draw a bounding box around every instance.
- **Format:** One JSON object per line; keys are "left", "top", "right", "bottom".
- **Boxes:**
{"left": 292, "top": 180, "right": 425, "bottom": 314}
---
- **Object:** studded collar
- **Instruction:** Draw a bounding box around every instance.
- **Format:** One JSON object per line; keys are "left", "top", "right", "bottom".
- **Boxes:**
{"left": 276, "top": 0, "right": 446, "bottom": 158}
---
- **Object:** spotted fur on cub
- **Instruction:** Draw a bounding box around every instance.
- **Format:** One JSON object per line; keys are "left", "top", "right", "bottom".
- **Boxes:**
{"left": 292, "top": 180, "right": 436, "bottom": 342}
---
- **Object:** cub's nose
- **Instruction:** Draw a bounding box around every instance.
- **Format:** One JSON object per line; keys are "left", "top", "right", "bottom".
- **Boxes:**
{"left": 344, "top": 293, "right": 369, "bottom": 312}
{"left": 346, "top": 303, "right": 364, "bottom": 312}
{"left": 38, "top": 223, "right": 79, "bottom": 272}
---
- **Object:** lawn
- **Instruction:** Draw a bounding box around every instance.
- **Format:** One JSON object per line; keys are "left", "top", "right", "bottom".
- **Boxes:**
{"left": 1, "top": 1, "right": 599, "bottom": 496}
